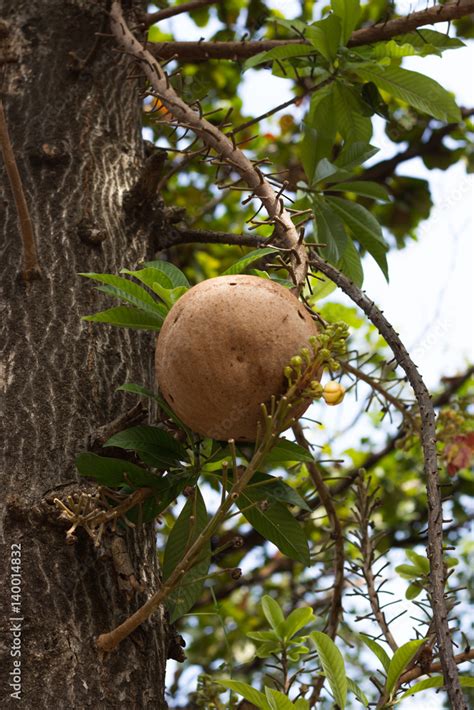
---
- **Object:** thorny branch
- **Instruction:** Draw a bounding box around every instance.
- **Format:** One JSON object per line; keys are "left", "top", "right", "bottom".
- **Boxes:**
{"left": 352, "top": 477, "right": 399, "bottom": 652}
{"left": 149, "top": 1, "right": 474, "bottom": 61}
{"left": 309, "top": 253, "right": 466, "bottom": 710}
{"left": 110, "top": 1, "right": 308, "bottom": 289}
{"left": 0, "top": 99, "right": 41, "bottom": 281}
{"left": 293, "top": 422, "right": 344, "bottom": 706}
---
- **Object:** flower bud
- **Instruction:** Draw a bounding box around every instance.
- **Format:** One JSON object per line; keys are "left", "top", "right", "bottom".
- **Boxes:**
{"left": 290, "top": 355, "right": 303, "bottom": 368}
{"left": 322, "top": 381, "right": 345, "bottom": 406}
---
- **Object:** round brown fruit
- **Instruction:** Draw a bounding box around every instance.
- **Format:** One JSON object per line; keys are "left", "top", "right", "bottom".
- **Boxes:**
{"left": 155, "top": 274, "right": 318, "bottom": 442}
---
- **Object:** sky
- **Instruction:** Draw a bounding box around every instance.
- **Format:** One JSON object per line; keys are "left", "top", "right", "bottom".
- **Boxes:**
{"left": 151, "top": 3, "right": 474, "bottom": 707}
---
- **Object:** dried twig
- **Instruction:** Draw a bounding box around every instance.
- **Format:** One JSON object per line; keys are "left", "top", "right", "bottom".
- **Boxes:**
{"left": 0, "top": 99, "right": 41, "bottom": 281}
{"left": 309, "top": 253, "right": 466, "bottom": 710}
{"left": 110, "top": 1, "right": 308, "bottom": 289}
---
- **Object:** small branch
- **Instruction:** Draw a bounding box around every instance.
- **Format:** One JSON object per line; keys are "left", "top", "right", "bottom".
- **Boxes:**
{"left": 309, "top": 253, "right": 466, "bottom": 710}
{"left": 88, "top": 402, "right": 146, "bottom": 450}
{"left": 399, "top": 648, "right": 474, "bottom": 685}
{"left": 231, "top": 75, "right": 335, "bottom": 136}
{"left": 293, "top": 422, "right": 344, "bottom": 705}
{"left": 355, "top": 477, "right": 399, "bottom": 653}
{"left": 167, "top": 227, "right": 268, "bottom": 249}
{"left": 0, "top": 99, "right": 41, "bottom": 281}
{"left": 143, "top": 0, "right": 218, "bottom": 29}
{"left": 341, "top": 360, "right": 415, "bottom": 425}
{"left": 149, "top": 1, "right": 474, "bottom": 61}
{"left": 110, "top": 1, "right": 308, "bottom": 289}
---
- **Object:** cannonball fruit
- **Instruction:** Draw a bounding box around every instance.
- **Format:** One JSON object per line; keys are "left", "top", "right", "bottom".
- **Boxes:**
{"left": 155, "top": 274, "right": 319, "bottom": 442}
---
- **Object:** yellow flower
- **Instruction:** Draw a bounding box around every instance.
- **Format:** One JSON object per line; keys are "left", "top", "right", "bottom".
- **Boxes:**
{"left": 322, "top": 381, "right": 345, "bottom": 406}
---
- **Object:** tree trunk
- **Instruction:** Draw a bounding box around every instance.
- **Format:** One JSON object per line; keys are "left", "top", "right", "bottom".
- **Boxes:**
{"left": 1, "top": 1, "right": 168, "bottom": 706}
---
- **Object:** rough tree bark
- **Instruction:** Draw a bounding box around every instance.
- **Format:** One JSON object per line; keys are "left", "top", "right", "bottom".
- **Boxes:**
{"left": 1, "top": 1, "right": 169, "bottom": 707}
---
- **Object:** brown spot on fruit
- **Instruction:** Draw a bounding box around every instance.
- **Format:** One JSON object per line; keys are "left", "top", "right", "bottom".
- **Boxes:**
{"left": 155, "top": 275, "right": 319, "bottom": 441}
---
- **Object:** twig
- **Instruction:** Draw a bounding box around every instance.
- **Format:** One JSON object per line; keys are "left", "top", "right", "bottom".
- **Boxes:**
{"left": 355, "top": 477, "right": 399, "bottom": 653}
{"left": 293, "top": 422, "right": 344, "bottom": 705}
{"left": 0, "top": 99, "right": 41, "bottom": 281}
{"left": 110, "top": 1, "right": 308, "bottom": 289}
{"left": 399, "top": 648, "right": 474, "bottom": 685}
{"left": 149, "top": 1, "right": 474, "bottom": 61}
{"left": 143, "top": 0, "right": 218, "bottom": 29}
{"left": 341, "top": 360, "right": 415, "bottom": 425}
{"left": 309, "top": 253, "right": 466, "bottom": 710}
{"left": 167, "top": 227, "right": 269, "bottom": 248}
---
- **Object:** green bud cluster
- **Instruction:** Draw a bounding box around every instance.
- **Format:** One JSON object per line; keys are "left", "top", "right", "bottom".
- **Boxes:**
{"left": 283, "top": 321, "right": 350, "bottom": 395}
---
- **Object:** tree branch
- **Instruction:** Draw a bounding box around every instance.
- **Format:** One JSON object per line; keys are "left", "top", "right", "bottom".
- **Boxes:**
{"left": 149, "top": 1, "right": 474, "bottom": 61}
{"left": 143, "top": 0, "right": 218, "bottom": 29}
{"left": 167, "top": 227, "right": 268, "bottom": 249}
{"left": 293, "top": 422, "right": 345, "bottom": 706}
{"left": 110, "top": 1, "right": 308, "bottom": 289}
{"left": 0, "top": 99, "right": 41, "bottom": 281}
{"left": 399, "top": 648, "right": 474, "bottom": 685}
{"left": 309, "top": 253, "right": 466, "bottom": 710}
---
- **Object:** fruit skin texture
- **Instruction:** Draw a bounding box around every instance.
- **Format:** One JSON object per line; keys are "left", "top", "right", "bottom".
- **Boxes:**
{"left": 155, "top": 274, "right": 319, "bottom": 442}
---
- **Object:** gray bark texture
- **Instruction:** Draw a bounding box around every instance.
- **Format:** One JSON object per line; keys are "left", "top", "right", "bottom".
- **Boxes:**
{"left": 1, "top": 1, "right": 169, "bottom": 707}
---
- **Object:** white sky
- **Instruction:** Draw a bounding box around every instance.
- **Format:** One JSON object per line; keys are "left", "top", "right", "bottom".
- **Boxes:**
{"left": 154, "top": 5, "right": 473, "bottom": 708}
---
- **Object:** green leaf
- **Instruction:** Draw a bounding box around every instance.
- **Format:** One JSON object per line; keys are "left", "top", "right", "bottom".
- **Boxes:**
{"left": 143, "top": 260, "right": 190, "bottom": 288}
{"left": 282, "top": 607, "right": 315, "bottom": 641}
{"left": 162, "top": 488, "right": 211, "bottom": 622}
{"left": 334, "top": 142, "right": 379, "bottom": 170}
{"left": 405, "top": 550, "right": 430, "bottom": 575}
{"left": 301, "top": 86, "right": 337, "bottom": 184}
{"left": 360, "top": 634, "right": 391, "bottom": 672}
{"left": 247, "top": 630, "right": 280, "bottom": 642}
{"left": 333, "top": 82, "right": 372, "bottom": 144}
{"left": 347, "top": 677, "right": 368, "bottom": 707}
{"left": 104, "top": 425, "right": 187, "bottom": 468}
{"left": 397, "top": 675, "right": 474, "bottom": 702}
{"left": 255, "top": 640, "right": 282, "bottom": 658}
{"left": 338, "top": 238, "right": 364, "bottom": 287}
{"left": 331, "top": 0, "right": 361, "bottom": 44}
{"left": 396, "top": 29, "right": 464, "bottom": 53}
{"left": 354, "top": 64, "right": 460, "bottom": 123}
{"left": 307, "top": 15, "right": 342, "bottom": 62}
{"left": 263, "top": 439, "right": 314, "bottom": 465}
{"left": 243, "top": 44, "right": 317, "bottom": 70}
{"left": 216, "top": 680, "right": 270, "bottom": 709}
{"left": 265, "top": 688, "right": 294, "bottom": 710}
{"left": 294, "top": 701, "right": 310, "bottom": 710}
{"left": 222, "top": 247, "right": 278, "bottom": 275}
{"left": 248, "top": 473, "right": 311, "bottom": 511}
{"left": 406, "top": 582, "right": 423, "bottom": 600}
{"left": 395, "top": 563, "right": 421, "bottom": 579}
{"left": 79, "top": 272, "right": 165, "bottom": 315}
{"left": 82, "top": 306, "right": 163, "bottom": 331}
{"left": 313, "top": 158, "right": 354, "bottom": 186}
{"left": 151, "top": 281, "right": 187, "bottom": 308}
{"left": 311, "top": 631, "right": 347, "bottom": 709}
{"left": 307, "top": 273, "right": 337, "bottom": 303}
{"left": 325, "top": 196, "right": 389, "bottom": 279}
{"left": 326, "top": 180, "right": 390, "bottom": 202}
{"left": 386, "top": 639, "right": 425, "bottom": 696}
{"left": 261, "top": 595, "right": 285, "bottom": 633}
{"left": 313, "top": 195, "right": 348, "bottom": 264}
{"left": 75, "top": 452, "right": 160, "bottom": 488}
{"left": 238, "top": 491, "right": 311, "bottom": 565}
{"left": 121, "top": 267, "right": 174, "bottom": 290}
